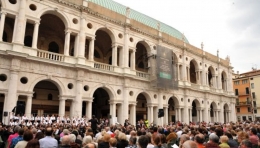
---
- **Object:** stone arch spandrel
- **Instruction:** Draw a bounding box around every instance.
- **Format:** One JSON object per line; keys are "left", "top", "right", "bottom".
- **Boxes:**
{"left": 37, "top": 8, "right": 70, "bottom": 28}
{"left": 223, "top": 103, "right": 230, "bottom": 110}
{"left": 166, "top": 95, "right": 180, "bottom": 106}
{"left": 192, "top": 98, "right": 201, "bottom": 107}
{"left": 28, "top": 76, "right": 65, "bottom": 96}
{"left": 209, "top": 101, "right": 218, "bottom": 109}
{"left": 135, "top": 40, "right": 151, "bottom": 54}
{"left": 89, "top": 84, "right": 116, "bottom": 101}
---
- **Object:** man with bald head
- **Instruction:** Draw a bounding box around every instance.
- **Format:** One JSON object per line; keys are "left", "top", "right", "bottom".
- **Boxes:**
{"left": 194, "top": 134, "right": 205, "bottom": 148}
{"left": 183, "top": 140, "right": 198, "bottom": 148}
{"left": 59, "top": 135, "right": 70, "bottom": 148}
{"left": 39, "top": 127, "right": 58, "bottom": 148}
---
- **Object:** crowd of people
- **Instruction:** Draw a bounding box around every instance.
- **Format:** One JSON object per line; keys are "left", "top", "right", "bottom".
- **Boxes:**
{"left": 0, "top": 114, "right": 260, "bottom": 148}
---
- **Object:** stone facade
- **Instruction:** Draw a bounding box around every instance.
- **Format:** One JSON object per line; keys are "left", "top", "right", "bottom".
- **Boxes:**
{"left": 0, "top": 0, "right": 236, "bottom": 125}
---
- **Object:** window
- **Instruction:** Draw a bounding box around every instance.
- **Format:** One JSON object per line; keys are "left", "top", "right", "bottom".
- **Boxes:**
{"left": 237, "top": 108, "right": 240, "bottom": 113}
{"left": 254, "top": 110, "right": 257, "bottom": 114}
{"left": 252, "top": 92, "right": 255, "bottom": 99}
{"left": 248, "top": 116, "right": 252, "bottom": 121}
{"left": 234, "top": 81, "right": 240, "bottom": 85}
{"left": 248, "top": 107, "right": 251, "bottom": 112}
{"left": 246, "top": 87, "right": 249, "bottom": 94}
{"left": 253, "top": 101, "right": 256, "bottom": 107}
{"left": 242, "top": 79, "right": 248, "bottom": 84}
{"left": 235, "top": 89, "right": 239, "bottom": 96}
{"left": 250, "top": 78, "right": 253, "bottom": 80}
{"left": 247, "top": 97, "right": 250, "bottom": 104}
{"left": 251, "top": 83, "right": 254, "bottom": 89}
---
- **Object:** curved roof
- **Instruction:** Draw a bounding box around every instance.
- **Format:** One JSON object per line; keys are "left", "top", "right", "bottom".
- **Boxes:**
{"left": 87, "top": 0, "right": 189, "bottom": 43}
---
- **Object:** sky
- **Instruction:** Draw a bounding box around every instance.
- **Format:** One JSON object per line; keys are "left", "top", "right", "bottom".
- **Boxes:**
{"left": 113, "top": 0, "right": 260, "bottom": 73}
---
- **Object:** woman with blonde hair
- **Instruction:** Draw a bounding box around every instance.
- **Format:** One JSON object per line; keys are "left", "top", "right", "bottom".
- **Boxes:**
{"left": 219, "top": 135, "right": 230, "bottom": 148}
{"left": 116, "top": 132, "right": 129, "bottom": 148}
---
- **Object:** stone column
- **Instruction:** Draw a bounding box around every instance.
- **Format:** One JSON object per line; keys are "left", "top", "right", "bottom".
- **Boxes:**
{"left": 0, "top": 12, "right": 7, "bottom": 41}
{"left": 109, "top": 102, "right": 116, "bottom": 118}
{"left": 206, "top": 72, "right": 208, "bottom": 85}
{"left": 32, "top": 21, "right": 40, "bottom": 49}
{"left": 122, "top": 87, "right": 129, "bottom": 124}
{"left": 88, "top": 37, "right": 95, "bottom": 61}
{"left": 208, "top": 109, "right": 211, "bottom": 122}
{"left": 153, "top": 106, "right": 158, "bottom": 125}
{"left": 130, "top": 49, "right": 136, "bottom": 70}
{"left": 78, "top": 17, "right": 86, "bottom": 58}
{"left": 182, "top": 64, "right": 187, "bottom": 81}
{"left": 112, "top": 44, "right": 118, "bottom": 66}
{"left": 123, "top": 30, "right": 129, "bottom": 67}
{"left": 189, "top": 108, "right": 192, "bottom": 122}
{"left": 197, "top": 109, "right": 200, "bottom": 122}
{"left": 117, "top": 104, "right": 123, "bottom": 124}
{"left": 87, "top": 101, "right": 92, "bottom": 119}
{"left": 204, "top": 100, "right": 209, "bottom": 123}
{"left": 64, "top": 30, "right": 71, "bottom": 56}
{"left": 129, "top": 104, "right": 136, "bottom": 125}
{"left": 177, "top": 64, "right": 180, "bottom": 80}
{"left": 25, "top": 95, "right": 32, "bottom": 117}
{"left": 164, "top": 106, "right": 168, "bottom": 125}
{"left": 187, "top": 67, "right": 190, "bottom": 82}
{"left": 175, "top": 108, "right": 178, "bottom": 122}
{"left": 178, "top": 108, "right": 181, "bottom": 122}
{"left": 70, "top": 100, "right": 74, "bottom": 117}
{"left": 59, "top": 97, "right": 66, "bottom": 117}
{"left": 200, "top": 109, "right": 203, "bottom": 122}
{"left": 13, "top": 0, "right": 26, "bottom": 44}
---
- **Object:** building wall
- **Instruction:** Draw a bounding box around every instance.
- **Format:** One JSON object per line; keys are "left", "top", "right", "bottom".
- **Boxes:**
{"left": 250, "top": 75, "right": 260, "bottom": 120}
{"left": 0, "top": 0, "right": 235, "bottom": 125}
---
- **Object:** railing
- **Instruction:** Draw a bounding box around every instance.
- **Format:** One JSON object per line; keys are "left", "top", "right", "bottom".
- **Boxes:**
{"left": 236, "top": 101, "right": 251, "bottom": 106}
{"left": 37, "top": 50, "right": 64, "bottom": 61}
{"left": 94, "top": 62, "right": 114, "bottom": 71}
{"left": 136, "top": 71, "right": 150, "bottom": 79}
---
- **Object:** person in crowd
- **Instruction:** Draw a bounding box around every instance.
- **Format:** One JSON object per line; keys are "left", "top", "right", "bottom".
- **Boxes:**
{"left": 10, "top": 128, "right": 24, "bottom": 148}
{"left": 182, "top": 140, "right": 198, "bottom": 148}
{"left": 239, "top": 139, "right": 253, "bottom": 148}
{"left": 7, "top": 126, "right": 21, "bottom": 148}
{"left": 116, "top": 132, "right": 129, "bottom": 148}
{"left": 137, "top": 135, "right": 149, "bottom": 148}
{"left": 89, "top": 116, "right": 99, "bottom": 135}
{"left": 39, "top": 127, "right": 58, "bottom": 148}
{"left": 219, "top": 135, "right": 230, "bottom": 148}
{"left": 59, "top": 135, "right": 71, "bottom": 148}
{"left": 14, "top": 130, "right": 33, "bottom": 148}
{"left": 179, "top": 134, "right": 190, "bottom": 148}
{"left": 194, "top": 134, "right": 205, "bottom": 148}
{"left": 205, "top": 134, "right": 220, "bottom": 148}
{"left": 224, "top": 132, "right": 238, "bottom": 148}
{"left": 25, "top": 139, "right": 40, "bottom": 148}
{"left": 109, "top": 137, "right": 117, "bottom": 148}
{"left": 249, "top": 128, "right": 259, "bottom": 148}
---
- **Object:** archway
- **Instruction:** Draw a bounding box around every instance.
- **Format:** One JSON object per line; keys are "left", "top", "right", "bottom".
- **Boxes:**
{"left": 210, "top": 102, "right": 217, "bottom": 122}
{"left": 168, "top": 96, "right": 179, "bottom": 123}
{"left": 39, "top": 14, "right": 65, "bottom": 52}
{"left": 0, "top": 93, "right": 5, "bottom": 122}
{"left": 223, "top": 104, "right": 229, "bottom": 123}
{"left": 32, "top": 80, "right": 61, "bottom": 116}
{"left": 136, "top": 93, "right": 148, "bottom": 122}
{"left": 92, "top": 88, "right": 110, "bottom": 119}
{"left": 192, "top": 99, "right": 201, "bottom": 122}
{"left": 189, "top": 59, "right": 198, "bottom": 83}
{"left": 136, "top": 42, "right": 149, "bottom": 72}
{"left": 94, "top": 29, "right": 113, "bottom": 64}
{"left": 221, "top": 71, "right": 227, "bottom": 90}
{"left": 208, "top": 66, "right": 215, "bottom": 87}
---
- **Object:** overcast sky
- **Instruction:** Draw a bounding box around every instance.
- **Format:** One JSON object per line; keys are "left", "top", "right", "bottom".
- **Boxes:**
{"left": 113, "top": 0, "right": 260, "bottom": 73}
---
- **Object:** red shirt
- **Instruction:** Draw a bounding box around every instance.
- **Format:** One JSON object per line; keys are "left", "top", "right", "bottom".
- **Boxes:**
{"left": 7, "top": 133, "right": 19, "bottom": 148}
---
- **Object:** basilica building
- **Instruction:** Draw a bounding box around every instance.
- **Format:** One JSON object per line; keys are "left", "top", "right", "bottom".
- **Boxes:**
{"left": 0, "top": 0, "right": 236, "bottom": 125}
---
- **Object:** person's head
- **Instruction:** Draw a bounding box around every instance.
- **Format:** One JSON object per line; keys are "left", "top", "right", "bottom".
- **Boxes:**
{"left": 250, "top": 128, "right": 257, "bottom": 135}
{"left": 71, "top": 130, "right": 78, "bottom": 137}
{"left": 194, "top": 133, "right": 204, "bottom": 144}
{"left": 23, "top": 130, "right": 34, "bottom": 141}
{"left": 69, "top": 134, "right": 76, "bottom": 143}
{"left": 166, "top": 132, "right": 177, "bottom": 143}
{"left": 35, "top": 132, "right": 44, "bottom": 140}
{"left": 63, "top": 129, "right": 70, "bottom": 135}
{"left": 118, "top": 132, "right": 127, "bottom": 141}
{"left": 209, "top": 134, "right": 219, "bottom": 144}
{"left": 109, "top": 137, "right": 117, "bottom": 147}
{"left": 237, "top": 131, "right": 249, "bottom": 143}
{"left": 62, "top": 135, "right": 70, "bottom": 145}
{"left": 180, "top": 134, "right": 190, "bottom": 145}
{"left": 102, "top": 133, "right": 111, "bottom": 142}
{"left": 129, "top": 136, "right": 137, "bottom": 145}
{"left": 240, "top": 139, "right": 252, "bottom": 148}
{"left": 14, "top": 125, "right": 21, "bottom": 133}
{"left": 220, "top": 135, "right": 229, "bottom": 144}
{"left": 138, "top": 135, "right": 149, "bottom": 148}
{"left": 85, "top": 142, "right": 96, "bottom": 148}
{"left": 18, "top": 128, "right": 24, "bottom": 136}
{"left": 82, "top": 135, "right": 93, "bottom": 145}
{"left": 25, "top": 139, "right": 40, "bottom": 148}
{"left": 152, "top": 134, "right": 161, "bottom": 146}
{"left": 182, "top": 140, "right": 198, "bottom": 148}
{"left": 45, "top": 127, "right": 53, "bottom": 136}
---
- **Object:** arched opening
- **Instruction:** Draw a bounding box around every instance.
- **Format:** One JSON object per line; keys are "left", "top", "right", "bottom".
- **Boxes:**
{"left": 39, "top": 14, "right": 65, "bottom": 52}
{"left": 168, "top": 96, "right": 179, "bottom": 123}
{"left": 189, "top": 60, "right": 197, "bottom": 83}
{"left": 3, "top": 17, "right": 15, "bottom": 43}
{"left": 136, "top": 42, "right": 148, "bottom": 72}
{"left": 32, "top": 80, "right": 61, "bottom": 116}
{"left": 24, "top": 35, "right": 32, "bottom": 47}
{"left": 208, "top": 66, "right": 214, "bottom": 87}
{"left": 223, "top": 104, "right": 229, "bottom": 123}
{"left": 136, "top": 93, "right": 148, "bottom": 122}
{"left": 94, "top": 29, "right": 112, "bottom": 64}
{"left": 192, "top": 99, "right": 201, "bottom": 122}
{"left": 210, "top": 102, "right": 217, "bottom": 122}
{"left": 92, "top": 88, "right": 110, "bottom": 119}
{"left": 221, "top": 71, "right": 227, "bottom": 90}
{"left": 48, "top": 41, "right": 59, "bottom": 53}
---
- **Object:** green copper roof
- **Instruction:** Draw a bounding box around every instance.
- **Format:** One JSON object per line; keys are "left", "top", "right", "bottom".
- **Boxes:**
{"left": 87, "top": 0, "right": 189, "bottom": 43}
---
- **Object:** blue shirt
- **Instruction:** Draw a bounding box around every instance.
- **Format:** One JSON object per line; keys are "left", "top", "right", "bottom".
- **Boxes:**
{"left": 10, "top": 136, "right": 23, "bottom": 148}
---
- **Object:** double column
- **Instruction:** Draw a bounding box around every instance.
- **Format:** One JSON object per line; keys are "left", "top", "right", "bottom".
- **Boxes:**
{"left": 214, "top": 109, "right": 220, "bottom": 122}
{"left": 147, "top": 104, "right": 154, "bottom": 125}
{"left": 175, "top": 107, "right": 183, "bottom": 122}
{"left": 163, "top": 106, "right": 168, "bottom": 125}
{"left": 112, "top": 44, "right": 118, "bottom": 66}
{"left": 88, "top": 37, "right": 95, "bottom": 61}
{"left": 129, "top": 104, "right": 136, "bottom": 125}
{"left": 130, "top": 49, "right": 136, "bottom": 70}
{"left": 196, "top": 108, "right": 203, "bottom": 122}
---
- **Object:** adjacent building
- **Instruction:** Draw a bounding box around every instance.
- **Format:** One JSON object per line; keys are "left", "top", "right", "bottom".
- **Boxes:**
{"left": 0, "top": 0, "right": 236, "bottom": 125}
